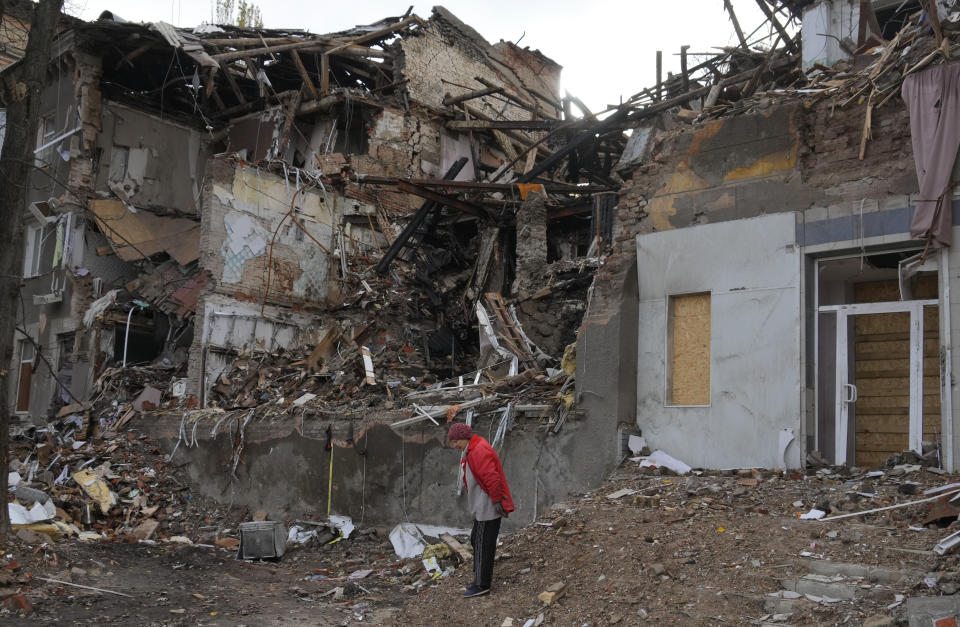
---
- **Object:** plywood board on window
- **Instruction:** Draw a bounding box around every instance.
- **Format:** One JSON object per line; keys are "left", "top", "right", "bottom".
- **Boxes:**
{"left": 856, "top": 338, "right": 938, "bottom": 359}
{"left": 668, "top": 293, "right": 710, "bottom": 406}
{"left": 854, "top": 276, "right": 937, "bottom": 303}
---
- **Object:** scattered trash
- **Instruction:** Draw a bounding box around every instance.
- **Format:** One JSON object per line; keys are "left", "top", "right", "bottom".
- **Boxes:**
{"left": 631, "top": 450, "right": 692, "bottom": 475}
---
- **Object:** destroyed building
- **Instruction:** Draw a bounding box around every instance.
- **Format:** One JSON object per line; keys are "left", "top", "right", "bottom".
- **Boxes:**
{"left": 4, "top": 6, "right": 621, "bottom": 529}
{"left": 581, "top": 0, "right": 960, "bottom": 473}
{"left": 12, "top": 0, "right": 960, "bottom": 541}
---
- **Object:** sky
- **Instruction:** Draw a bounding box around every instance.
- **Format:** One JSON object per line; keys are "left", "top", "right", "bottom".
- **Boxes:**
{"left": 66, "top": 0, "right": 783, "bottom": 112}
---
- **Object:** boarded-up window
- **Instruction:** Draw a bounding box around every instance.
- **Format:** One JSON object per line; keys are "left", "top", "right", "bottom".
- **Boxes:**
{"left": 666, "top": 293, "right": 711, "bottom": 406}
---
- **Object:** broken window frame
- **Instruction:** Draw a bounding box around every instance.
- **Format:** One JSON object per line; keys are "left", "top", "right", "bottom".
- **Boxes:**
{"left": 34, "top": 111, "right": 57, "bottom": 167}
{"left": 15, "top": 338, "right": 34, "bottom": 414}
{"left": 664, "top": 291, "right": 712, "bottom": 408}
{"left": 22, "top": 218, "right": 50, "bottom": 278}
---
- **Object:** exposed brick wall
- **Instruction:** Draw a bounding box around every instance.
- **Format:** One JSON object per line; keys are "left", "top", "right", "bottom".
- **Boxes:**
{"left": 400, "top": 20, "right": 558, "bottom": 123}
{"left": 588, "top": 97, "right": 921, "bottom": 324}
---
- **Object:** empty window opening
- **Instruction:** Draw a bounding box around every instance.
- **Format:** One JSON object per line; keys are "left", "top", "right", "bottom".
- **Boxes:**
{"left": 16, "top": 339, "right": 34, "bottom": 413}
{"left": 666, "top": 292, "right": 711, "bottom": 406}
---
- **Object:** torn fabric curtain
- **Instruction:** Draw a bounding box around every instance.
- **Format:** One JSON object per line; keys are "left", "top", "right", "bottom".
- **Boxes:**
{"left": 901, "top": 62, "right": 960, "bottom": 248}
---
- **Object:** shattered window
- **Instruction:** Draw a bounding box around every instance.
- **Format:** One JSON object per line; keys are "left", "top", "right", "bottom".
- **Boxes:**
{"left": 666, "top": 292, "right": 711, "bottom": 406}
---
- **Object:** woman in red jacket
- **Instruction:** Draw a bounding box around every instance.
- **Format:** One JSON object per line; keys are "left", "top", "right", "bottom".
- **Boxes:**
{"left": 448, "top": 422, "right": 515, "bottom": 597}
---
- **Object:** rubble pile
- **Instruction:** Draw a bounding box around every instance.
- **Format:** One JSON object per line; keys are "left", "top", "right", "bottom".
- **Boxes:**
{"left": 7, "top": 419, "right": 246, "bottom": 548}
{"left": 400, "top": 454, "right": 960, "bottom": 626}
{"left": 699, "top": 8, "right": 960, "bottom": 121}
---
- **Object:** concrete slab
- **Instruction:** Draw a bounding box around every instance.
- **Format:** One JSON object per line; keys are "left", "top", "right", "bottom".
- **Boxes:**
{"left": 801, "top": 560, "right": 904, "bottom": 583}
{"left": 905, "top": 595, "right": 960, "bottom": 627}
{"left": 780, "top": 577, "right": 860, "bottom": 600}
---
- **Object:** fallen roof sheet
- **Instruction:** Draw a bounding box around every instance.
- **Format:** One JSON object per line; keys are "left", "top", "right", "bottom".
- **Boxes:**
{"left": 90, "top": 199, "right": 200, "bottom": 265}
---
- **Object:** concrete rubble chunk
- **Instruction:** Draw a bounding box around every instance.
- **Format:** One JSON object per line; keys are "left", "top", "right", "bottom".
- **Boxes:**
{"left": 538, "top": 582, "right": 567, "bottom": 605}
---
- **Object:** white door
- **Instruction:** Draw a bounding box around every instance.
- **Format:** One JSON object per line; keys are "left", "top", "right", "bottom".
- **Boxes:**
{"left": 822, "top": 300, "right": 937, "bottom": 465}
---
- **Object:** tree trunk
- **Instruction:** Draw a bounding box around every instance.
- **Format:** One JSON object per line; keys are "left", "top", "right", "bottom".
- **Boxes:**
{"left": 0, "top": 0, "right": 64, "bottom": 535}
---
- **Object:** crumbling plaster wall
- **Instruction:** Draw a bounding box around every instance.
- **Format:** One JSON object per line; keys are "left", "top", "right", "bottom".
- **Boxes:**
{"left": 186, "top": 157, "right": 344, "bottom": 401}
{"left": 94, "top": 102, "right": 207, "bottom": 213}
{"left": 199, "top": 157, "right": 337, "bottom": 305}
{"left": 147, "top": 412, "right": 613, "bottom": 534}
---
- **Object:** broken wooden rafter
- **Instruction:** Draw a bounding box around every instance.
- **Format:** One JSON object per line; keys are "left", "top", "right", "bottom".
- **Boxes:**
{"left": 114, "top": 42, "right": 155, "bottom": 70}
{"left": 217, "top": 58, "right": 247, "bottom": 104}
{"left": 724, "top": 0, "right": 749, "bottom": 49}
{"left": 324, "top": 15, "right": 423, "bottom": 56}
{"left": 442, "top": 85, "right": 504, "bottom": 107}
{"left": 753, "top": 0, "right": 798, "bottom": 53}
{"left": 213, "top": 38, "right": 328, "bottom": 62}
{"left": 445, "top": 119, "right": 565, "bottom": 131}
{"left": 213, "top": 40, "right": 388, "bottom": 63}
{"left": 291, "top": 49, "right": 319, "bottom": 100}
{"left": 351, "top": 174, "right": 616, "bottom": 194}
{"left": 201, "top": 36, "right": 298, "bottom": 47}
{"left": 375, "top": 157, "right": 468, "bottom": 275}
{"left": 474, "top": 76, "right": 538, "bottom": 113}
{"left": 396, "top": 181, "right": 489, "bottom": 220}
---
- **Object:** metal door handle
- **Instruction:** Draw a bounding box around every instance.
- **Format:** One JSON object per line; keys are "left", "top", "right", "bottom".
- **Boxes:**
{"left": 842, "top": 383, "right": 858, "bottom": 403}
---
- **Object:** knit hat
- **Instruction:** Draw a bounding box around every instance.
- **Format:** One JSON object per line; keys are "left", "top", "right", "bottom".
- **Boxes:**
{"left": 448, "top": 423, "right": 472, "bottom": 441}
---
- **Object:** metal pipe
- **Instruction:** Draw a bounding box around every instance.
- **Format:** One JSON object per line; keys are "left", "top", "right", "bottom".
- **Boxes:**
{"left": 122, "top": 306, "right": 137, "bottom": 368}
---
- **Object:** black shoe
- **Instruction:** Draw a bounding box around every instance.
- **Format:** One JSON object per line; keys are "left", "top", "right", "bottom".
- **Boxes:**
{"left": 462, "top": 584, "right": 490, "bottom": 598}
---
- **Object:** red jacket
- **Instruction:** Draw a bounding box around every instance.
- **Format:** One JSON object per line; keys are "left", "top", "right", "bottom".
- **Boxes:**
{"left": 462, "top": 434, "right": 515, "bottom": 514}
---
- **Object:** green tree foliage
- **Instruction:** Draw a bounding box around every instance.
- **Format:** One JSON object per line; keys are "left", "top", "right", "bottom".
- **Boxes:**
{"left": 213, "top": 0, "right": 262, "bottom": 28}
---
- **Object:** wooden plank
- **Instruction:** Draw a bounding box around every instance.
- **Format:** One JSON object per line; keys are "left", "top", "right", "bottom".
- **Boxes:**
{"left": 856, "top": 451, "right": 891, "bottom": 466}
{"left": 856, "top": 395, "right": 939, "bottom": 411}
{"left": 855, "top": 413, "right": 910, "bottom": 433}
{"left": 856, "top": 432, "right": 909, "bottom": 452}
{"left": 656, "top": 50, "right": 662, "bottom": 102}
{"left": 856, "top": 357, "right": 938, "bottom": 378}
{"left": 325, "top": 15, "right": 422, "bottom": 56}
{"left": 854, "top": 277, "right": 938, "bottom": 302}
{"left": 321, "top": 53, "right": 330, "bottom": 94}
{"left": 753, "top": 0, "right": 798, "bottom": 53}
{"left": 212, "top": 39, "right": 328, "bottom": 63}
{"left": 669, "top": 293, "right": 710, "bottom": 406}
{"left": 855, "top": 339, "right": 938, "bottom": 359}
{"left": 854, "top": 312, "right": 908, "bottom": 335}
{"left": 440, "top": 533, "right": 472, "bottom": 561}
{"left": 217, "top": 60, "right": 247, "bottom": 105}
{"left": 290, "top": 49, "right": 319, "bottom": 100}
{"left": 855, "top": 376, "right": 939, "bottom": 397}
{"left": 396, "top": 181, "right": 488, "bottom": 219}
{"left": 724, "top": 0, "right": 749, "bottom": 49}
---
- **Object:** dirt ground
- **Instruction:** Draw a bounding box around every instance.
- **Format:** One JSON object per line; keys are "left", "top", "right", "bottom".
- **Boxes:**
{"left": 5, "top": 457, "right": 960, "bottom": 626}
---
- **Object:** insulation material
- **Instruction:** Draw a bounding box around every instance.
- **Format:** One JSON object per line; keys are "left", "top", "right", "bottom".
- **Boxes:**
{"left": 668, "top": 293, "right": 711, "bottom": 406}
{"left": 89, "top": 199, "right": 200, "bottom": 265}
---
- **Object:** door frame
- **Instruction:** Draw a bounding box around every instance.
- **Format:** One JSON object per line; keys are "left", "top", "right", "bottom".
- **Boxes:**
{"left": 819, "top": 299, "right": 938, "bottom": 465}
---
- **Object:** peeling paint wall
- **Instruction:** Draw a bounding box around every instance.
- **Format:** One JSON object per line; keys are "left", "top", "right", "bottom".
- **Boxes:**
{"left": 585, "top": 97, "right": 922, "bottom": 469}
{"left": 200, "top": 158, "right": 337, "bottom": 305}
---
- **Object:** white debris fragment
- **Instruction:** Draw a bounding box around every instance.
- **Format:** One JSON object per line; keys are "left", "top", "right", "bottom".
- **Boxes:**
{"left": 631, "top": 450, "right": 692, "bottom": 475}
